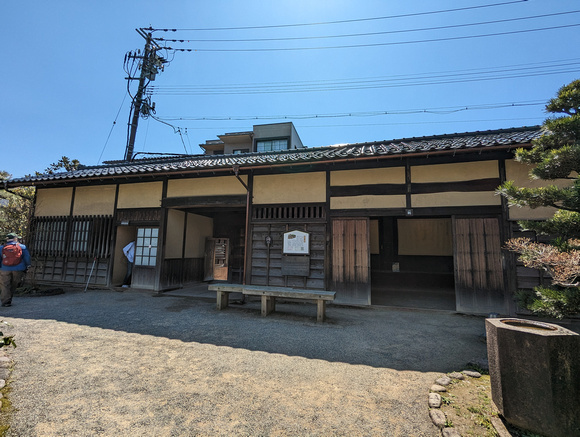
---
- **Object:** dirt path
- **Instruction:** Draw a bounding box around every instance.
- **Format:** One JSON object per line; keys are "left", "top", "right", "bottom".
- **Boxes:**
{"left": 2, "top": 289, "right": 487, "bottom": 436}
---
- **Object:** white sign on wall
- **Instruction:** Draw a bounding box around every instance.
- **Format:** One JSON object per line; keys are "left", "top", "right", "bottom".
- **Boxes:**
{"left": 283, "top": 230, "right": 310, "bottom": 255}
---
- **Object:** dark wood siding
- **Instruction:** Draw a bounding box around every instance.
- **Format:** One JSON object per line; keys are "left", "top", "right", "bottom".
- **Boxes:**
{"left": 30, "top": 215, "right": 114, "bottom": 286}
{"left": 160, "top": 258, "right": 204, "bottom": 289}
{"left": 249, "top": 223, "right": 326, "bottom": 290}
{"left": 32, "top": 257, "right": 109, "bottom": 286}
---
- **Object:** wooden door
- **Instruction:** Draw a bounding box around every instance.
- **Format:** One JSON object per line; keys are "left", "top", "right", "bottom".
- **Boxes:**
{"left": 453, "top": 217, "right": 507, "bottom": 314}
{"left": 331, "top": 218, "right": 370, "bottom": 305}
{"left": 204, "top": 238, "right": 229, "bottom": 281}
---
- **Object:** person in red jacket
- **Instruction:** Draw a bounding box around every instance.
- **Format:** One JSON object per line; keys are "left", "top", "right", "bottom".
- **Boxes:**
{"left": 0, "top": 233, "right": 31, "bottom": 307}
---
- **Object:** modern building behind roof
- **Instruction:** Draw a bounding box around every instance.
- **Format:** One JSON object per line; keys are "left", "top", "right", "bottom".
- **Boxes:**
{"left": 200, "top": 122, "right": 304, "bottom": 155}
{"left": 7, "top": 123, "right": 559, "bottom": 316}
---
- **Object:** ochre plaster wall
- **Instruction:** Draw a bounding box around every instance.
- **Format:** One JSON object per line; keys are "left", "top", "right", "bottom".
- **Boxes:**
{"left": 330, "top": 195, "right": 406, "bottom": 210}
{"left": 411, "top": 161, "right": 498, "bottom": 183}
{"left": 167, "top": 175, "right": 247, "bottom": 198}
{"left": 412, "top": 192, "right": 500, "bottom": 208}
{"left": 253, "top": 172, "right": 325, "bottom": 204}
{"left": 117, "top": 182, "right": 162, "bottom": 208}
{"left": 165, "top": 210, "right": 185, "bottom": 259}
{"left": 35, "top": 187, "right": 73, "bottom": 217}
{"left": 505, "top": 159, "right": 572, "bottom": 220}
{"left": 73, "top": 185, "right": 116, "bottom": 216}
{"left": 185, "top": 213, "right": 213, "bottom": 258}
{"left": 330, "top": 167, "right": 405, "bottom": 186}
{"left": 398, "top": 218, "right": 453, "bottom": 256}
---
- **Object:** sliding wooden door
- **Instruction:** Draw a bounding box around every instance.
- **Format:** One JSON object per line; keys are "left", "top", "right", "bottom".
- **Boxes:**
{"left": 331, "top": 218, "right": 370, "bottom": 305}
{"left": 453, "top": 217, "right": 507, "bottom": 314}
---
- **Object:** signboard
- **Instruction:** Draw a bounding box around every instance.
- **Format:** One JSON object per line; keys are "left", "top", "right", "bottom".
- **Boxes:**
{"left": 283, "top": 230, "right": 310, "bottom": 255}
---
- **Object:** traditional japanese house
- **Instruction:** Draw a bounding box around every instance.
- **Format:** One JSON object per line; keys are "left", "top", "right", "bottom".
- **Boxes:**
{"left": 8, "top": 123, "right": 555, "bottom": 315}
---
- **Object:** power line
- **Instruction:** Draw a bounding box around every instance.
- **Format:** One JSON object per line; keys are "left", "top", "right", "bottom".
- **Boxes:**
{"left": 98, "top": 93, "right": 128, "bottom": 164}
{"left": 155, "top": 11, "right": 580, "bottom": 44}
{"left": 147, "top": 60, "right": 580, "bottom": 96}
{"left": 163, "top": 23, "right": 580, "bottom": 52}
{"left": 175, "top": 117, "right": 544, "bottom": 131}
{"left": 148, "top": 1, "right": 527, "bottom": 32}
{"left": 151, "top": 58, "right": 580, "bottom": 88}
{"left": 154, "top": 100, "right": 546, "bottom": 122}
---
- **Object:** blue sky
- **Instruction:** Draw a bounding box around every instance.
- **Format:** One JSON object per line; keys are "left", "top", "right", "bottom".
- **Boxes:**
{"left": 3, "top": 0, "right": 579, "bottom": 178}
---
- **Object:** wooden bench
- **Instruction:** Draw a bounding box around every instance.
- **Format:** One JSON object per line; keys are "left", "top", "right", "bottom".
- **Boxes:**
{"left": 208, "top": 283, "right": 336, "bottom": 322}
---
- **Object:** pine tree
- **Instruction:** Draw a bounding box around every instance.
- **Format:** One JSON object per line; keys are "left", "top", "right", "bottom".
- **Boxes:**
{"left": 498, "top": 79, "right": 580, "bottom": 318}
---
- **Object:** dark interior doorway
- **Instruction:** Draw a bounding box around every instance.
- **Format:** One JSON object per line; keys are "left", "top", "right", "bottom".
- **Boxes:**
{"left": 370, "top": 217, "right": 456, "bottom": 310}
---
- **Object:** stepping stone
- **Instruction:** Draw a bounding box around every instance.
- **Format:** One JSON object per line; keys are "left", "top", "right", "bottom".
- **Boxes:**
{"left": 436, "top": 376, "right": 452, "bottom": 386}
{"left": 428, "top": 392, "right": 441, "bottom": 408}
{"left": 430, "top": 384, "right": 447, "bottom": 392}
{"left": 429, "top": 409, "right": 446, "bottom": 428}
{"left": 448, "top": 372, "right": 465, "bottom": 380}
{"left": 462, "top": 370, "right": 482, "bottom": 378}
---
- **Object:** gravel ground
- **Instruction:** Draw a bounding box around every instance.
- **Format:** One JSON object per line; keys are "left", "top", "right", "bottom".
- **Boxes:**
{"left": 1, "top": 288, "right": 487, "bottom": 436}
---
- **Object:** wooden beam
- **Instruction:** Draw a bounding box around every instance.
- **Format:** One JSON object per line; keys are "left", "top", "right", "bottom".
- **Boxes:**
{"left": 329, "top": 183, "right": 407, "bottom": 197}
{"left": 411, "top": 178, "right": 501, "bottom": 194}
{"left": 162, "top": 195, "right": 247, "bottom": 208}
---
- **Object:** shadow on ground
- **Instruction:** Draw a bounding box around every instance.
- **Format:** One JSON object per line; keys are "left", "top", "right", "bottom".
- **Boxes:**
{"left": 7, "top": 287, "right": 490, "bottom": 373}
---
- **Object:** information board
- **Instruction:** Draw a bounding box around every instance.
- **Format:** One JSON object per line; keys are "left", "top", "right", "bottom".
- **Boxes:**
{"left": 283, "top": 230, "right": 310, "bottom": 255}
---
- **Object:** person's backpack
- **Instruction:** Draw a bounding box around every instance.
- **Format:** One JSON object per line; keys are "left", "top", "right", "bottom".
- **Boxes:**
{"left": 2, "top": 243, "right": 23, "bottom": 266}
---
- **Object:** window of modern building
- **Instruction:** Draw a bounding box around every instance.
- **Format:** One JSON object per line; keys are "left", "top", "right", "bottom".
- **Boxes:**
{"left": 256, "top": 139, "right": 288, "bottom": 152}
{"left": 233, "top": 149, "right": 249, "bottom": 154}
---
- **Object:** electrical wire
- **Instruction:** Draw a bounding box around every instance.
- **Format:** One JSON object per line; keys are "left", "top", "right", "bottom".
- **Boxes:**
{"left": 147, "top": 59, "right": 580, "bottom": 96}
{"left": 149, "top": 114, "right": 191, "bottom": 154}
{"left": 163, "top": 23, "right": 580, "bottom": 52}
{"left": 147, "top": 1, "right": 527, "bottom": 32}
{"left": 98, "top": 93, "right": 128, "bottom": 164}
{"left": 155, "top": 11, "right": 580, "bottom": 44}
{"left": 154, "top": 100, "right": 546, "bottom": 122}
{"left": 173, "top": 117, "right": 544, "bottom": 131}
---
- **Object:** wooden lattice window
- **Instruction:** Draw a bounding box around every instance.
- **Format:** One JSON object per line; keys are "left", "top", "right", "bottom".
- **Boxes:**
{"left": 253, "top": 204, "right": 326, "bottom": 222}
{"left": 135, "top": 227, "right": 159, "bottom": 267}
{"left": 31, "top": 215, "right": 113, "bottom": 258}
{"left": 33, "top": 217, "right": 68, "bottom": 256}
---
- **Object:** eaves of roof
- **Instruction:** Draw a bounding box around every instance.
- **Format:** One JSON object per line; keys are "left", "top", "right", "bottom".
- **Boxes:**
{"left": 7, "top": 126, "right": 543, "bottom": 187}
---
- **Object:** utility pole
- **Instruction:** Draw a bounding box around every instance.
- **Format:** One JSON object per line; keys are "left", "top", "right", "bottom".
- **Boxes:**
{"left": 124, "top": 28, "right": 166, "bottom": 161}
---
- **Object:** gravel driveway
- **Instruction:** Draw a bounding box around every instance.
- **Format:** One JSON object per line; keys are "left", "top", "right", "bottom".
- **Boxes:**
{"left": 2, "top": 287, "right": 487, "bottom": 436}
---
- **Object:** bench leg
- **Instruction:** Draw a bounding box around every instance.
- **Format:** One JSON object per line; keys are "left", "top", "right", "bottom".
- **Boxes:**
{"left": 217, "top": 291, "right": 229, "bottom": 310}
{"left": 261, "top": 295, "right": 276, "bottom": 316}
{"left": 317, "top": 300, "right": 326, "bottom": 322}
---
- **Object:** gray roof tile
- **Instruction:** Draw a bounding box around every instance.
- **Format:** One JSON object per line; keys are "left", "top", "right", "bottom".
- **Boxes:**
{"left": 9, "top": 126, "right": 542, "bottom": 185}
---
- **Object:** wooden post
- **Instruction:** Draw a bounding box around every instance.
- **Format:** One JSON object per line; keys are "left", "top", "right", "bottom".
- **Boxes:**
{"left": 217, "top": 291, "right": 229, "bottom": 310}
{"left": 261, "top": 295, "right": 276, "bottom": 316}
{"left": 317, "top": 299, "right": 326, "bottom": 323}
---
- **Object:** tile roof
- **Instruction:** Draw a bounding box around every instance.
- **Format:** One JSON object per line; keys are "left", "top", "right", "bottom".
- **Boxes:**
{"left": 9, "top": 126, "right": 543, "bottom": 186}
